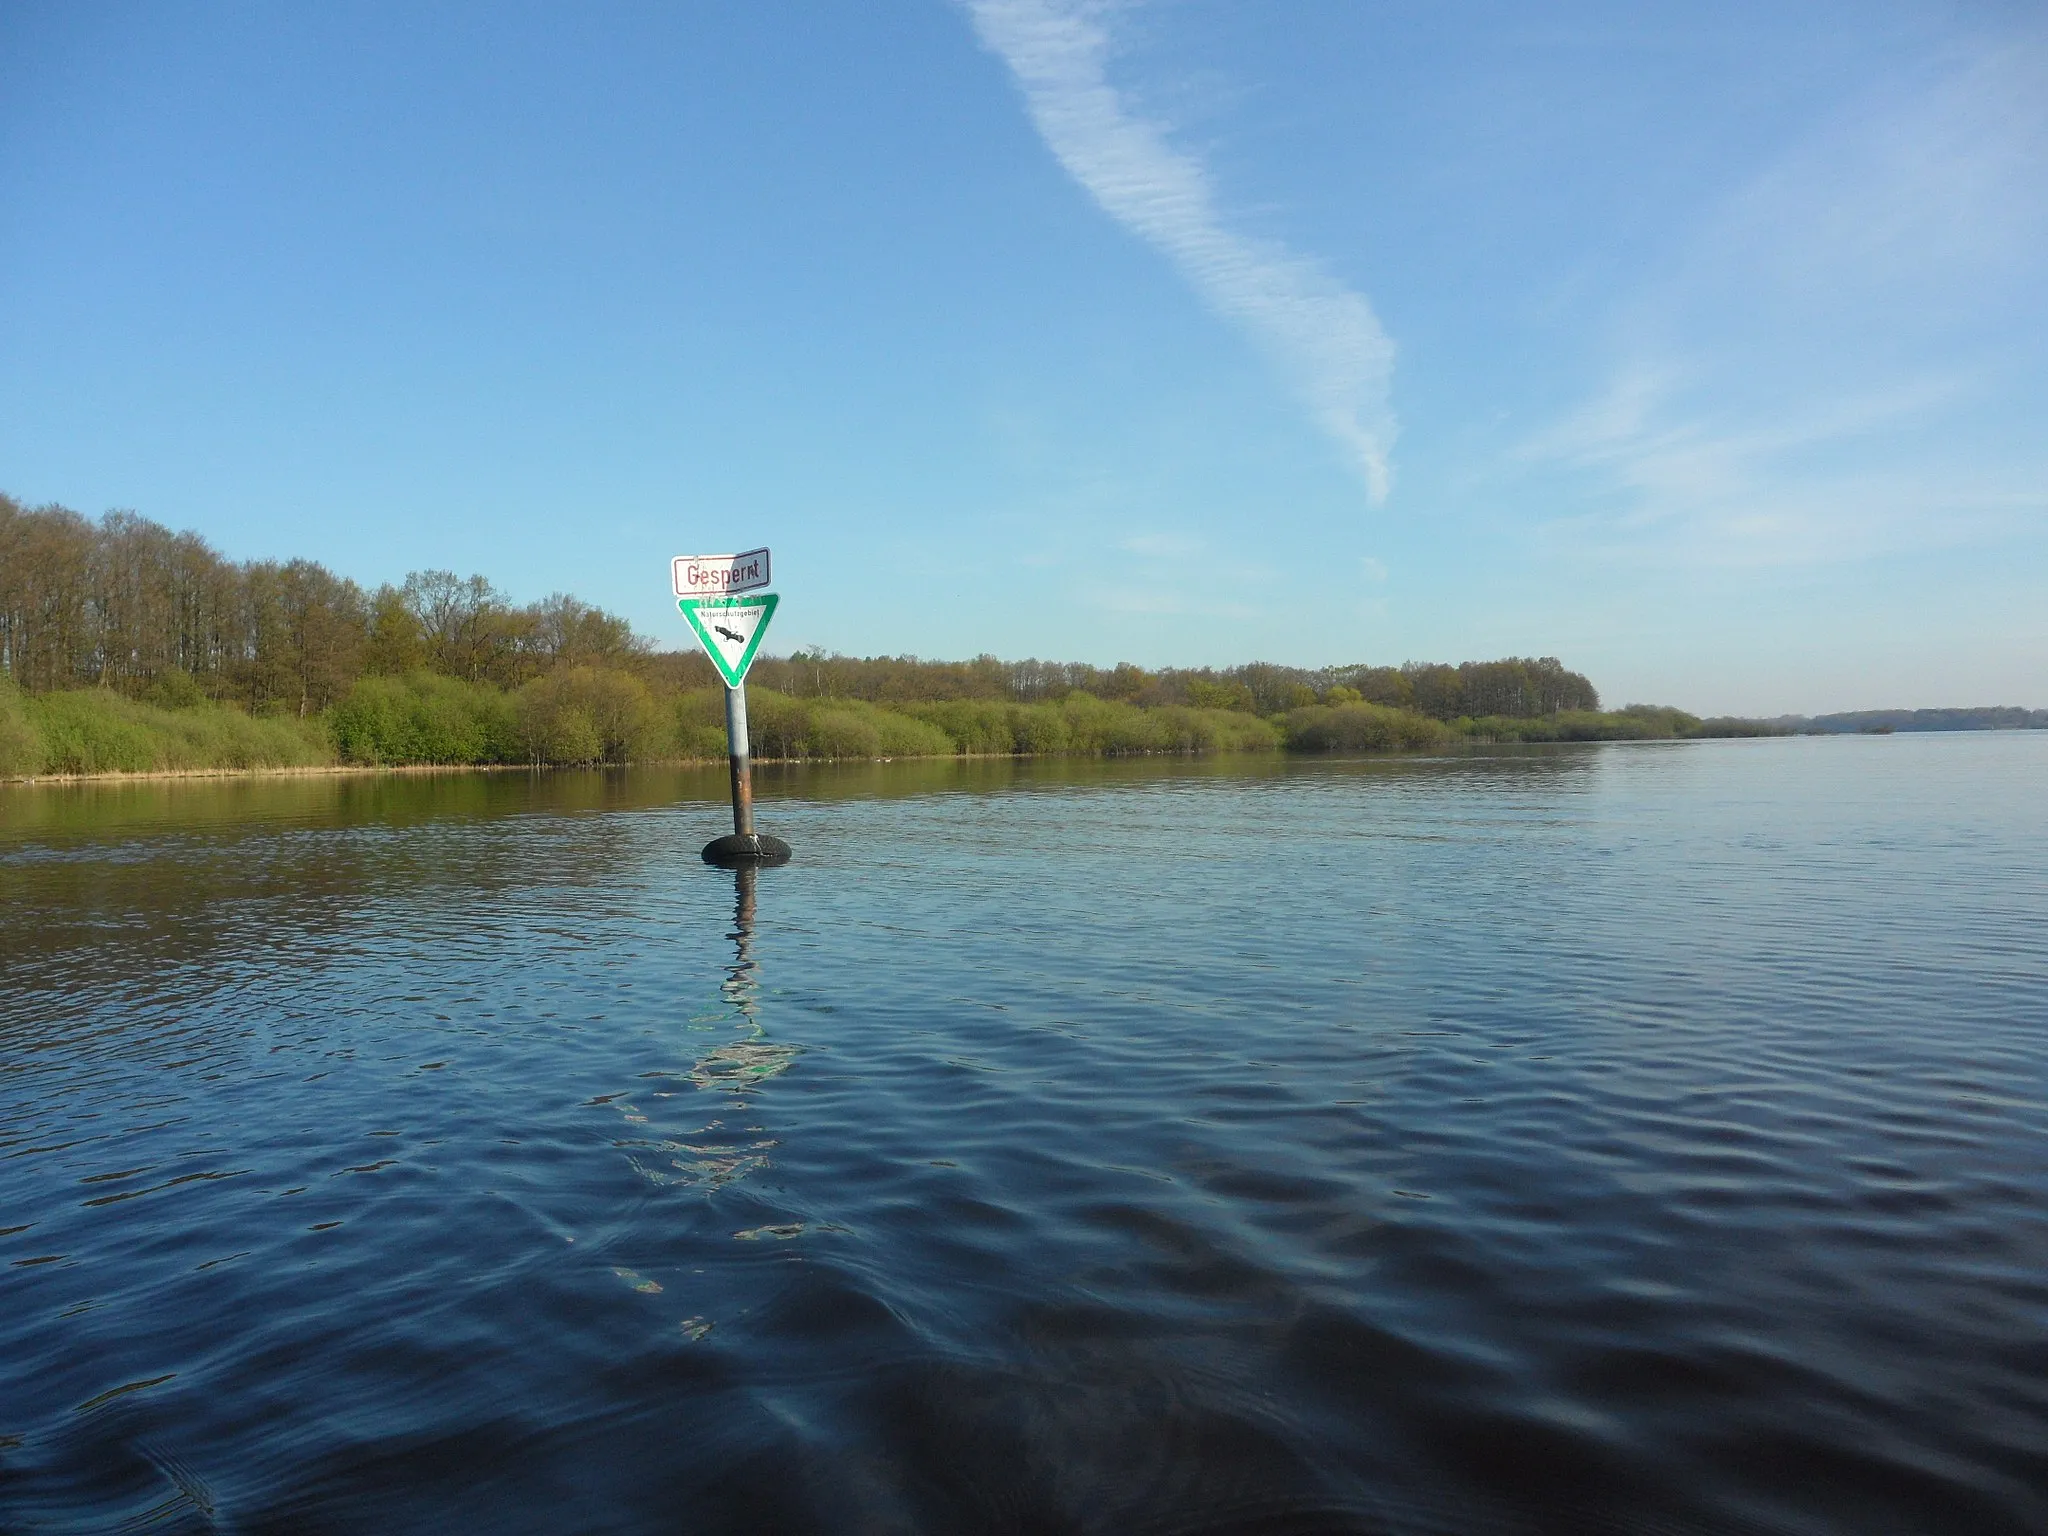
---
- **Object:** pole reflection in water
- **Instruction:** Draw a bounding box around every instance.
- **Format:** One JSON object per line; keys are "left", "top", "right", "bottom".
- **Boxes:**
{"left": 691, "top": 865, "right": 797, "bottom": 1093}
{"left": 617, "top": 867, "right": 797, "bottom": 1197}
{"left": 723, "top": 864, "right": 759, "bottom": 1022}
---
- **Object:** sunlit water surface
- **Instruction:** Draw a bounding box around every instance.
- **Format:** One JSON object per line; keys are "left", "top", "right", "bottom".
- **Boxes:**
{"left": 2, "top": 738, "right": 2045, "bottom": 1534}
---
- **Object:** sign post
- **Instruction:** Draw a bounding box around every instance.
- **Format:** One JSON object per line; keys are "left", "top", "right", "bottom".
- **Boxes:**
{"left": 723, "top": 681, "right": 754, "bottom": 841}
{"left": 674, "top": 566, "right": 790, "bottom": 867}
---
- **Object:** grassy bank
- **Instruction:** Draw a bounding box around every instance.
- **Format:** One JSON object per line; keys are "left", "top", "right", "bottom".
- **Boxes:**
{"left": 1451, "top": 705, "right": 1785, "bottom": 742}
{"left": 2, "top": 668, "right": 1760, "bottom": 781}
{"left": 2, "top": 672, "right": 1285, "bottom": 777}
{"left": 1, "top": 677, "right": 330, "bottom": 776}
{"left": 320, "top": 673, "right": 1284, "bottom": 766}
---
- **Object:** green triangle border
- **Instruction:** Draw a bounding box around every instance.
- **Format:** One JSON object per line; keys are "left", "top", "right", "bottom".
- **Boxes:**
{"left": 678, "top": 592, "right": 778, "bottom": 687}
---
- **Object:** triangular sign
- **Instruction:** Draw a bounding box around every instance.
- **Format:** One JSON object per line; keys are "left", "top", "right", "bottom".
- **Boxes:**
{"left": 679, "top": 593, "right": 777, "bottom": 687}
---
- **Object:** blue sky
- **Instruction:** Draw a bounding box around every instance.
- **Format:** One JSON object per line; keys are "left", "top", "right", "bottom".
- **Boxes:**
{"left": 2, "top": 1, "right": 2042, "bottom": 713}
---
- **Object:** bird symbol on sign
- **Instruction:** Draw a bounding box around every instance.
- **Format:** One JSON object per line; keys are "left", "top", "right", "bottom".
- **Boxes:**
{"left": 714, "top": 624, "right": 746, "bottom": 644}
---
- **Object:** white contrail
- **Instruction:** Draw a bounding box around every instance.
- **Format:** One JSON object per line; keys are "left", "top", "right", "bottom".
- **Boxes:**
{"left": 966, "top": 0, "right": 1397, "bottom": 501}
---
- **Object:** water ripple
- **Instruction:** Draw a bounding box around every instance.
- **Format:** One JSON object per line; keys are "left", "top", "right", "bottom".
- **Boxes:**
{"left": 2, "top": 740, "right": 2045, "bottom": 1533}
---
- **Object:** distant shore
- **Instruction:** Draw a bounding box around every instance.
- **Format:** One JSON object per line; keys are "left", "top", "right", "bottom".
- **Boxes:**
{"left": 10, "top": 724, "right": 2046, "bottom": 790}
{"left": 4, "top": 497, "right": 2036, "bottom": 785}
{"left": 0, "top": 734, "right": 1763, "bottom": 789}
{"left": 2, "top": 671, "right": 1773, "bottom": 785}
{"left": 1, "top": 761, "right": 547, "bottom": 787}
{"left": 1, "top": 750, "right": 1257, "bottom": 788}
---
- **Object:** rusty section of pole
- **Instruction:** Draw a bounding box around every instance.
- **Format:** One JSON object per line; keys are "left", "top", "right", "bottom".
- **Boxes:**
{"left": 701, "top": 676, "right": 786, "bottom": 865}
{"left": 725, "top": 683, "right": 754, "bottom": 838}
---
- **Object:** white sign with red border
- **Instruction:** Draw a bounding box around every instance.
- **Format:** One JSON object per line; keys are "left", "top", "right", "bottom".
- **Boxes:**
{"left": 672, "top": 548, "right": 771, "bottom": 597}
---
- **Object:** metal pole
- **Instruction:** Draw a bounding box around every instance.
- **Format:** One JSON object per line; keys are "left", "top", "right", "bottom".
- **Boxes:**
{"left": 724, "top": 683, "right": 754, "bottom": 839}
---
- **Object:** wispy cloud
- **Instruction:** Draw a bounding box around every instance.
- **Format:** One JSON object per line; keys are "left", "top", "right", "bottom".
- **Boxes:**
{"left": 965, "top": 0, "right": 1397, "bottom": 501}
{"left": 1524, "top": 28, "right": 2048, "bottom": 568}
{"left": 1526, "top": 367, "right": 2046, "bottom": 569}
{"left": 1118, "top": 531, "right": 1204, "bottom": 558}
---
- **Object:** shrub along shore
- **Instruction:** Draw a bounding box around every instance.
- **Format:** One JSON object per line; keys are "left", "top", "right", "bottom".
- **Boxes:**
{"left": 0, "top": 667, "right": 1768, "bottom": 781}
{"left": 1, "top": 496, "right": 1779, "bottom": 780}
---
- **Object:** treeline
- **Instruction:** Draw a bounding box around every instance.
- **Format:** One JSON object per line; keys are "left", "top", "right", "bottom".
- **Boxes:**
{"left": 0, "top": 497, "right": 1609, "bottom": 723}
{"left": 747, "top": 650, "right": 1600, "bottom": 721}
{"left": 1780, "top": 708, "right": 2048, "bottom": 734}
{"left": 0, "top": 495, "right": 656, "bottom": 713}
{"left": 1, "top": 495, "right": 1734, "bottom": 779}
{"left": 3, "top": 666, "right": 1731, "bottom": 779}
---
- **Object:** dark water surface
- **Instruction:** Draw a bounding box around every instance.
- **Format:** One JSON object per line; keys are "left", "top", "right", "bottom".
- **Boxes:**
{"left": 3, "top": 738, "right": 2045, "bottom": 1534}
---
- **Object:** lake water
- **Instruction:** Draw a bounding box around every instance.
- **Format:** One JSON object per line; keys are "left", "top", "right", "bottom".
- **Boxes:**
{"left": 2, "top": 737, "right": 2044, "bottom": 1534}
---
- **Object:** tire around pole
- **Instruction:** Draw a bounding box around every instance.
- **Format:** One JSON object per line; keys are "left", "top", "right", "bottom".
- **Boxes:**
{"left": 702, "top": 833, "right": 793, "bottom": 867}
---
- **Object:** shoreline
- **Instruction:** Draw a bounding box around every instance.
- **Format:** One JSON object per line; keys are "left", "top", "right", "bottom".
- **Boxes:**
{"left": 0, "top": 738, "right": 1726, "bottom": 789}
{"left": 0, "top": 760, "right": 714, "bottom": 787}
{"left": 1, "top": 747, "right": 1308, "bottom": 788}
{"left": 0, "top": 753, "right": 1085, "bottom": 787}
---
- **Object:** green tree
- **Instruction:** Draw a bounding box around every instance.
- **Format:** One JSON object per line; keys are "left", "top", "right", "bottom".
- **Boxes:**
{"left": 528, "top": 593, "right": 641, "bottom": 669}
{"left": 276, "top": 559, "right": 369, "bottom": 715}
{"left": 402, "top": 570, "right": 502, "bottom": 681}
{"left": 363, "top": 584, "right": 426, "bottom": 675}
{"left": 516, "top": 666, "right": 663, "bottom": 764}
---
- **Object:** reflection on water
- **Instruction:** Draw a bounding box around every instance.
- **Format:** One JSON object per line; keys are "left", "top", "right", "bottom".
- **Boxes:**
{"left": 695, "top": 865, "right": 800, "bottom": 1094}
{"left": 619, "top": 866, "right": 800, "bottom": 1196}
{"left": 3, "top": 739, "right": 2047, "bottom": 1534}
